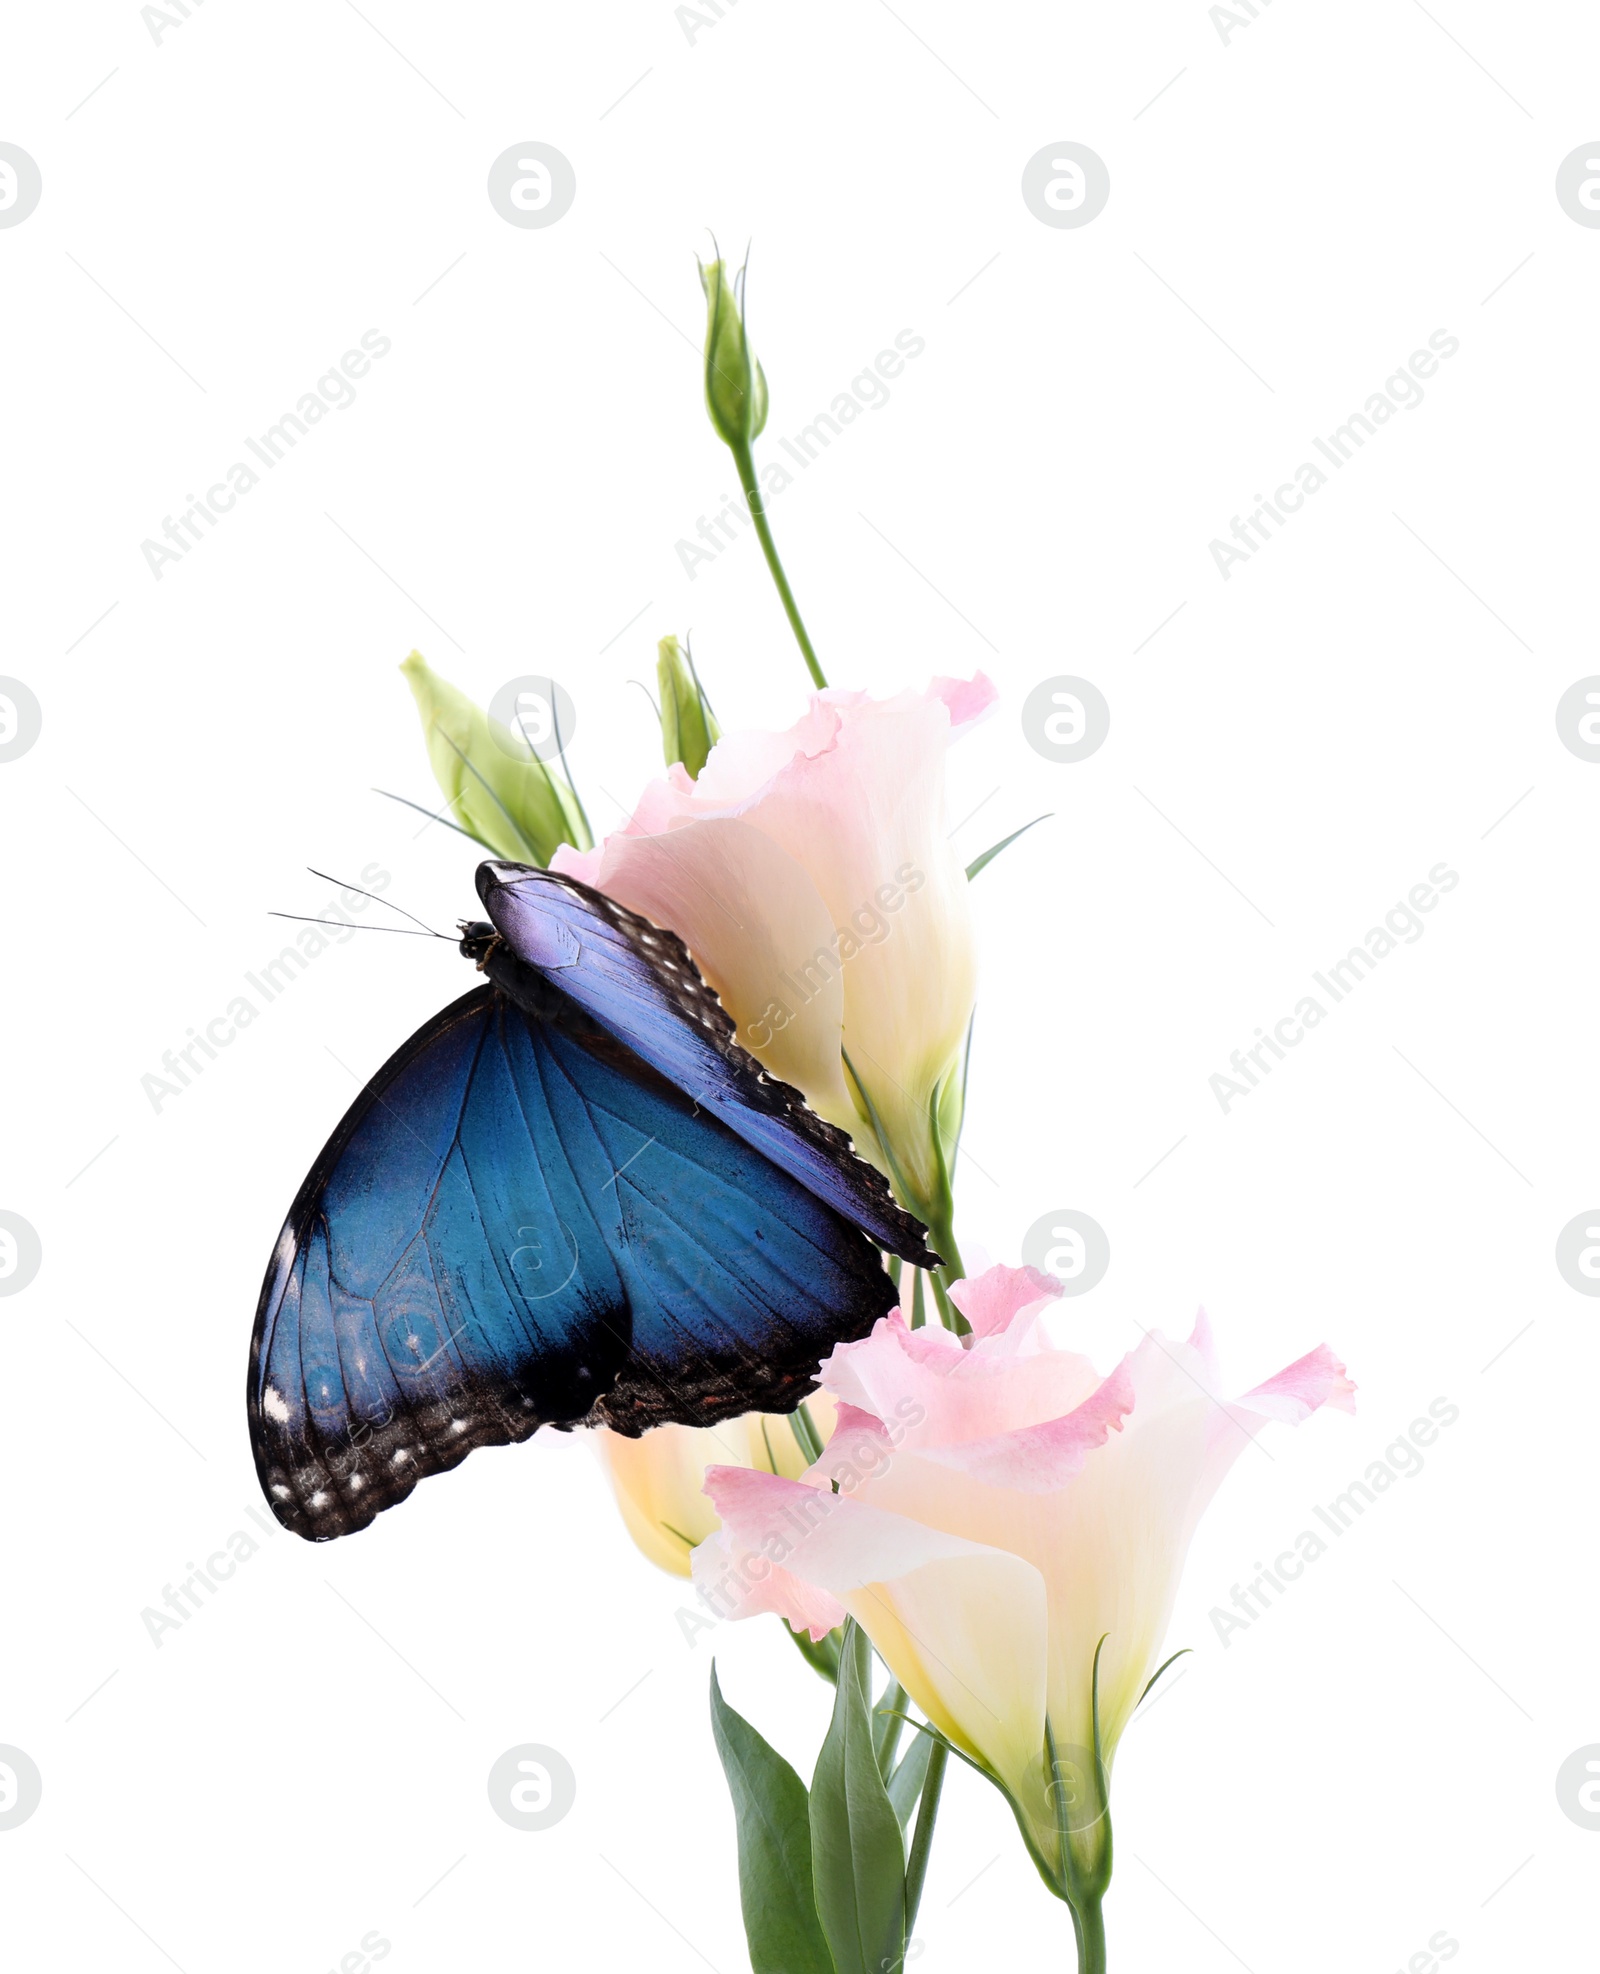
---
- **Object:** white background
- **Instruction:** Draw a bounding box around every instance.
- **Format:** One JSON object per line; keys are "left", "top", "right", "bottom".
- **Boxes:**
{"left": 3, "top": 2, "right": 1596, "bottom": 1968}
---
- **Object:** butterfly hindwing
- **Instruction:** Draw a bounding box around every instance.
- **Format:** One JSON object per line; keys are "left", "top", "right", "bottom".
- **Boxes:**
{"left": 248, "top": 986, "right": 899, "bottom": 1539}
{"left": 477, "top": 860, "right": 939, "bottom": 1267}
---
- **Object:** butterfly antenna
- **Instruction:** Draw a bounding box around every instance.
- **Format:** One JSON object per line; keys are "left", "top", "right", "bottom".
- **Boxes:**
{"left": 268, "top": 913, "right": 449, "bottom": 940}
{"left": 304, "top": 869, "right": 449, "bottom": 938}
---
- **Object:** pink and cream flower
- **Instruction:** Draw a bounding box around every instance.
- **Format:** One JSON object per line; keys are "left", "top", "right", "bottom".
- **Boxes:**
{"left": 690, "top": 1264, "right": 1354, "bottom": 1872}
{"left": 552, "top": 676, "right": 994, "bottom": 1216}
{"left": 593, "top": 1398, "right": 836, "bottom": 1579}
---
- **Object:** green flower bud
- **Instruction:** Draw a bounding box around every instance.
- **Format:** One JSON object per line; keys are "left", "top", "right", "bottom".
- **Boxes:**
{"left": 400, "top": 651, "right": 592, "bottom": 865}
{"left": 699, "top": 256, "right": 768, "bottom": 451}
{"left": 656, "top": 634, "right": 720, "bottom": 780}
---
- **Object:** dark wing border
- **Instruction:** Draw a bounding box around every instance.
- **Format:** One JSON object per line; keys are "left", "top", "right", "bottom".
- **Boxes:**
{"left": 246, "top": 986, "right": 513, "bottom": 1537}
{"left": 247, "top": 982, "right": 901, "bottom": 1541}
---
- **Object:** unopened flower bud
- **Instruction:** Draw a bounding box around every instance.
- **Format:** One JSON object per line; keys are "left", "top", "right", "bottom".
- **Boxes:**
{"left": 400, "top": 651, "right": 590, "bottom": 865}
{"left": 656, "top": 634, "right": 721, "bottom": 780}
{"left": 699, "top": 256, "right": 768, "bottom": 452}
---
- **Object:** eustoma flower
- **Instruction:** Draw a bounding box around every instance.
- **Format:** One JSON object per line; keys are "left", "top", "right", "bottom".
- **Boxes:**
{"left": 551, "top": 676, "right": 995, "bottom": 1233}
{"left": 691, "top": 1263, "right": 1354, "bottom": 1951}
{"left": 594, "top": 1398, "right": 835, "bottom": 1578}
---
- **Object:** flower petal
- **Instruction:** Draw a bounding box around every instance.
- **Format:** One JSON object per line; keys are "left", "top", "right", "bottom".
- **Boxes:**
{"left": 698, "top": 1466, "right": 1048, "bottom": 1794}
{"left": 839, "top": 1313, "right": 1347, "bottom": 1764}
{"left": 818, "top": 1305, "right": 1103, "bottom": 1445}
{"left": 692, "top": 1521, "right": 848, "bottom": 1642}
{"left": 1201, "top": 1341, "right": 1357, "bottom": 1493}
{"left": 928, "top": 671, "right": 998, "bottom": 729}
{"left": 595, "top": 1403, "right": 838, "bottom": 1578}
{"left": 553, "top": 816, "right": 854, "bottom": 1126}
{"left": 948, "top": 1262, "right": 1060, "bottom": 1340}
{"left": 914, "top": 1359, "right": 1136, "bottom": 1492}
{"left": 1235, "top": 1343, "right": 1358, "bottom": 1424}
{"left": 566, "top": 678, "right": 988, "bottom": 1207}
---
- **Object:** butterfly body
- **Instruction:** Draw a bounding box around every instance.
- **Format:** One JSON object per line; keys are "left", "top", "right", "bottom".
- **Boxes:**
{"left": 249, "top": 865, "right": 932, "bottom": 1541}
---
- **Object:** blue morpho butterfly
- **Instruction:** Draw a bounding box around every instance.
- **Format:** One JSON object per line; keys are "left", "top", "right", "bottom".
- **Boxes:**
{"left": 248, "top": 858, "right": 937, "bottom": 1541}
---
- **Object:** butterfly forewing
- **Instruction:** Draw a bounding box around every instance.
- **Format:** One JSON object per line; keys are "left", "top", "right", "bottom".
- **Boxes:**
{"left": 478, "top": 860, "right": 938, "bottom": 1268}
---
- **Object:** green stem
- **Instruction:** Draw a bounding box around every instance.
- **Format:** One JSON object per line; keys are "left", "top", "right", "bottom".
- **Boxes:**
{"left": 923, "top": 1203, "right": 968, "bottom": 1335}
{"left": 1071, "top": 1894, "right": 1106, "bottom": 1974}
{"left": 920, "top": 1078, "right": 967, "bottom": 1323}
{"left": 903, "top": 1739, "right": 948, "bottom": 1936}
{"left": 928, "top": 1209, "right": 965, "bottom": 1282}
{"left": 927, "top": 1271, "right": 961, "bottom": 1332}
{"left": 730, "top": 437, "right": 826, "bottom": 689}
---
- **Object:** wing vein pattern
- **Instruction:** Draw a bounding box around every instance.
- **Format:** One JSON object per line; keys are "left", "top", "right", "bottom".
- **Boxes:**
{"left": 248, "top": 987, "right": 898, "bottom": 1540}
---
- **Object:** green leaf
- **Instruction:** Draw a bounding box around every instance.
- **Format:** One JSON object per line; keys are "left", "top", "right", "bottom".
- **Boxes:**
{"left": 885, "top": 1733, "right": 933, "bottom": 1834}
{"left": 965, "top": 814, "right": 1050, "bottom": 881}
{"left": 373, "top": 787, "right": 489, "bottom": 844}
{"left": 709, "top": 1666, "right": 835, "bottom": 1974}
{"left": 809, "top": 1622, "right": 906, "bottom": 1974}
{"left": 1137, "top": 1646, "right": 1192, "bottom": 1707}
{"left": 400, "top": 651, "right": 591, "bottom": 865}
{"left": 787, "top": 1398, "right": 826, "bottom": 1467}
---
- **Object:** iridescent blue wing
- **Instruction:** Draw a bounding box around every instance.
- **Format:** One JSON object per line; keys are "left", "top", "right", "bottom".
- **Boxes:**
{"left": 477, "top": 861, "right": 938, "bottom": 1267}
{"left": 248, "top": 985, "right": 899, "bottom": 1540}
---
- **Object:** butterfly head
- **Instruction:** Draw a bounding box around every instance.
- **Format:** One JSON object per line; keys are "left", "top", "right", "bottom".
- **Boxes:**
{"left": 458, "top": 920, "right": 501, "bottom": 970}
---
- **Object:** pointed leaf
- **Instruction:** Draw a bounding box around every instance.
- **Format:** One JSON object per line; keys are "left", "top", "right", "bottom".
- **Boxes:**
{"left": 965, "top": 814, "right": 1050, "bottom": 881}
{"left": 373, "top": 786, "right": 491, "bottom": 847}
{"left": 809, "top": 1622, "right": 906, "bottom": 1974}
{"left": 1137, "top": 1647, "right": 1192, "bottom": 1708}
{"left": 709, "top": 1666, "right": 835, "bottom": 1974}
